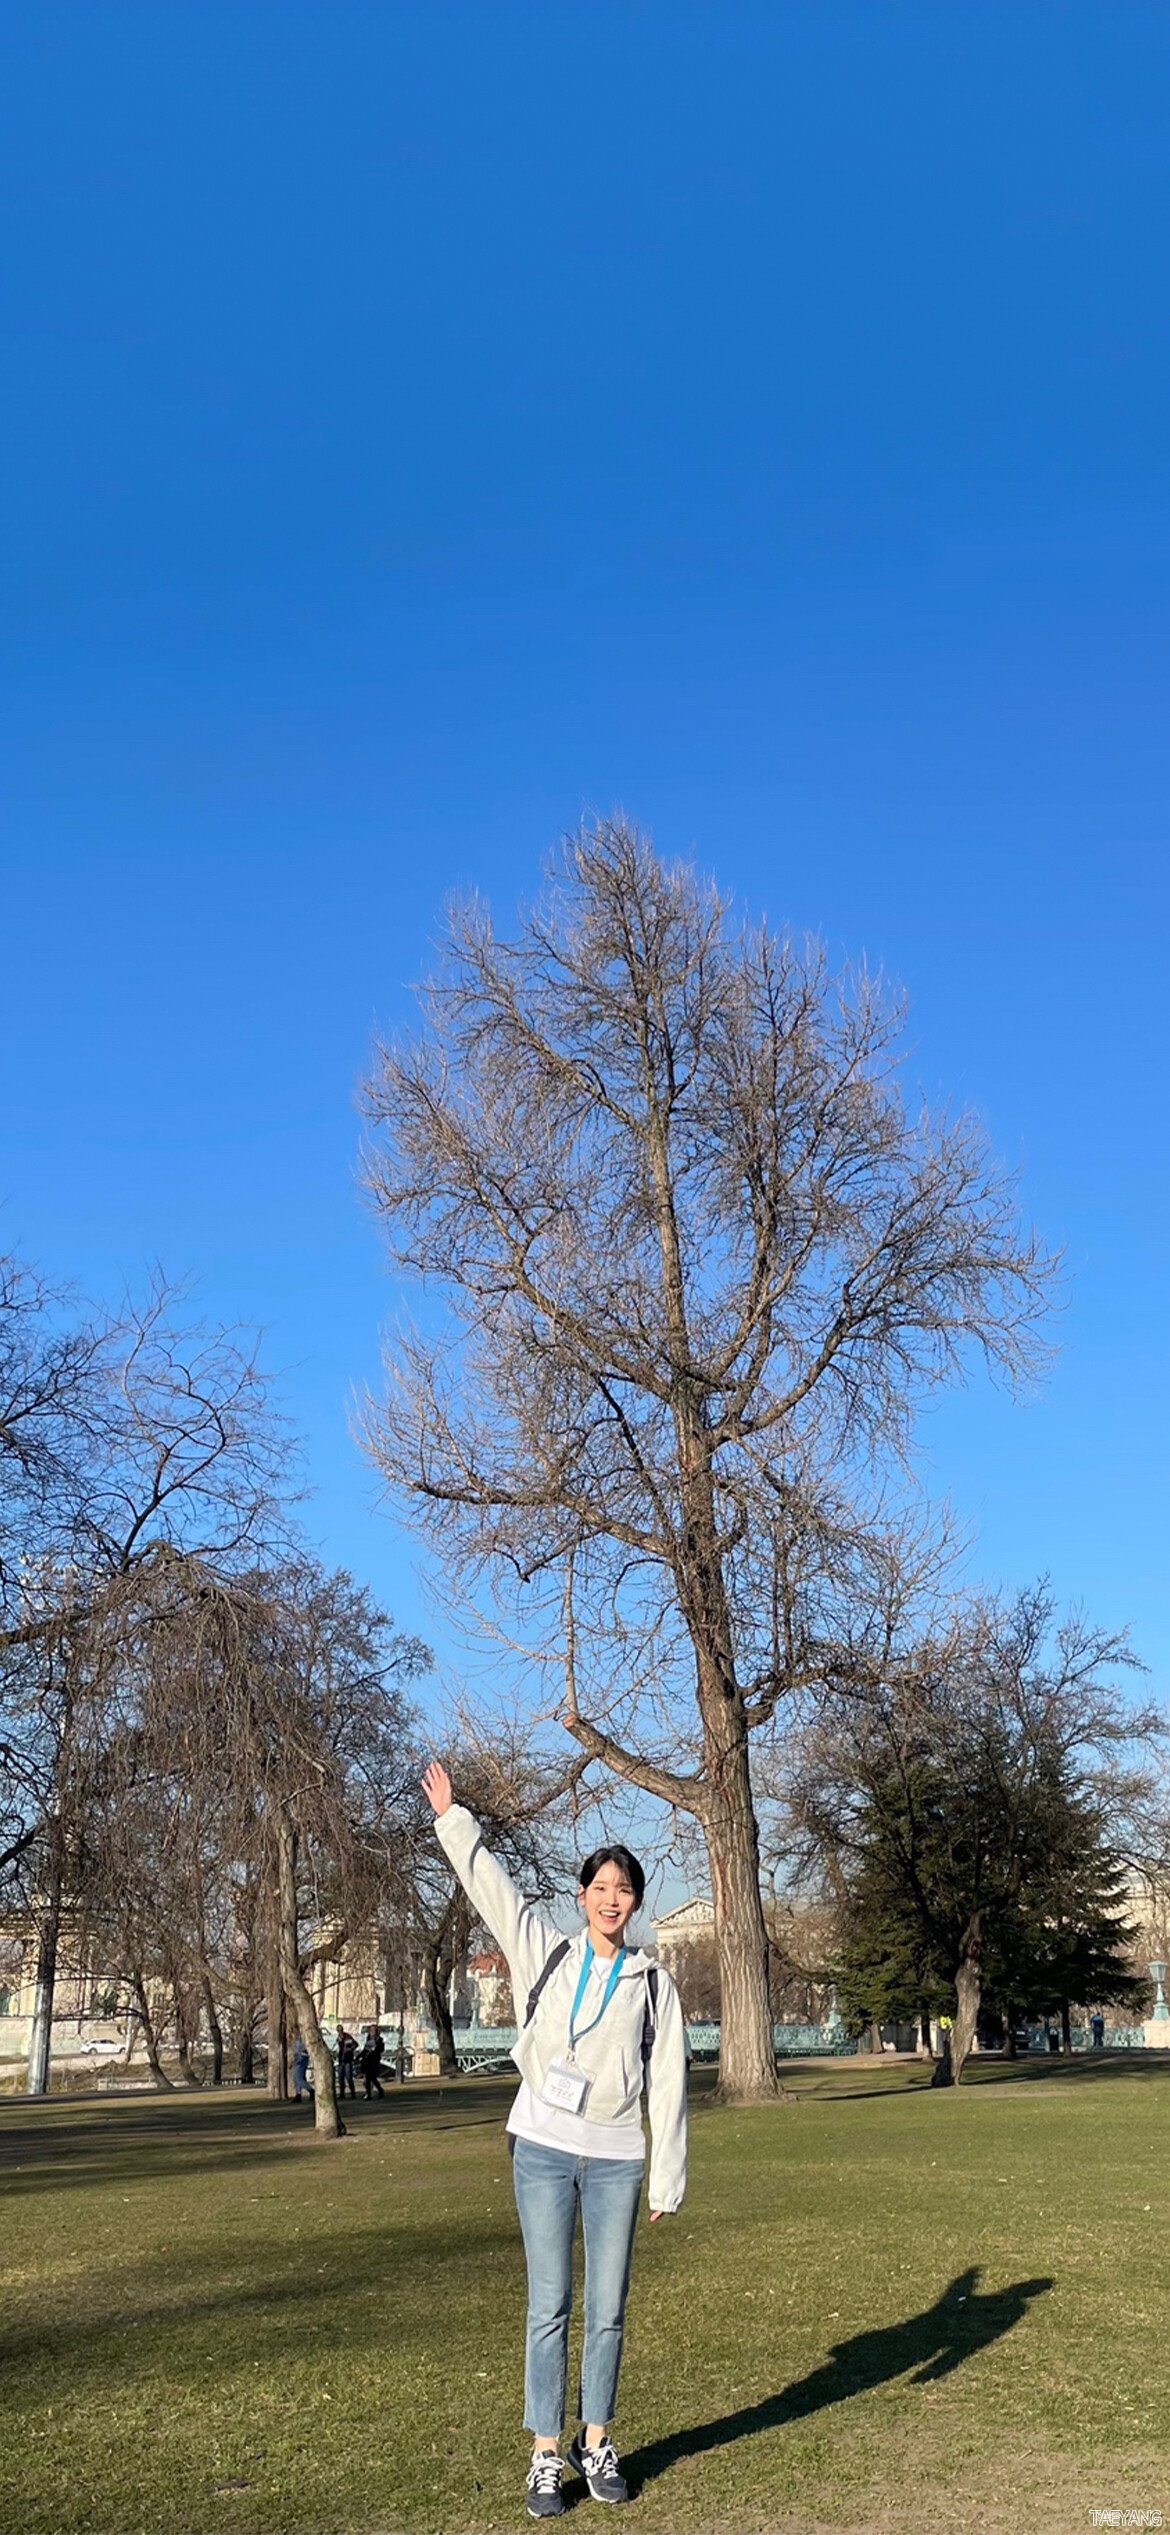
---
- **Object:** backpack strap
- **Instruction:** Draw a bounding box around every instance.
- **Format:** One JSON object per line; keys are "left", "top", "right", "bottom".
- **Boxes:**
{"left": 525, "top": 1947, "right": 661, "bottom": 2084}
{"left": 641, "top": 1965, "right": 660, "bottom": 2089}
{"left": 523, "top": 1938, "right": 571, "bottom": 2029}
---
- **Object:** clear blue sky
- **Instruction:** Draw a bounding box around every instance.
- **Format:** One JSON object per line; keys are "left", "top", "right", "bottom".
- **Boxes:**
{"left": 2, "top": 6, "right": 1167, "bottom": 1712}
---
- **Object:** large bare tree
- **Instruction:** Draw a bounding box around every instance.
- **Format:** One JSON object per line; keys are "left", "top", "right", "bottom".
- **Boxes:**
{"left": 362, "top": 821, "right": 1054, "bottom": 2098}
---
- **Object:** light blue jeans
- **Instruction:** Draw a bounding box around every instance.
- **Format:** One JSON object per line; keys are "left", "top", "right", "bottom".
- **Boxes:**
{"left": 511, "top": 2135, "right": 644, "bottom": 2437}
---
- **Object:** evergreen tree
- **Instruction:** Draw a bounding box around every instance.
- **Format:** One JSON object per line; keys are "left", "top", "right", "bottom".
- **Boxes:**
{"left": 803, "top": 1590, "right": 1155, "bottom": 2078}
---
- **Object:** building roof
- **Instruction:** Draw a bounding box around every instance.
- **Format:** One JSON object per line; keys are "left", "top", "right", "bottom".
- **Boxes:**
{"left": 653, "top": 1897, "right": 714, "bottom": 1935}
{"left": 654, "top": 1891, "right": 829, "bottom": 1938}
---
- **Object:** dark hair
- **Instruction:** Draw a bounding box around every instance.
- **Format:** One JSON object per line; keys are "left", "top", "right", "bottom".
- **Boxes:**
{"left": 578, "top": 1844, "right": 646, "bottom": 1911}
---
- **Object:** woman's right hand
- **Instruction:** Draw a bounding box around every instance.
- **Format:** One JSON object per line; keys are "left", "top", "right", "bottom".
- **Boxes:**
{"left": 421, "top": 1759, "right": 454, "bottom": 1817}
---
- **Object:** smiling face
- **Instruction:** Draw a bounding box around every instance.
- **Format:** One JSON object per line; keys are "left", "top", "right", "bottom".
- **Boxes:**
{"left": 578, "top": 1858, "right": 639, "bottom": 1956}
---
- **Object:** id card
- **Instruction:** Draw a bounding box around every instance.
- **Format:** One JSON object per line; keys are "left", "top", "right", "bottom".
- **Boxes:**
{"left": 542, "top": 2057, "right": 591, "bottom": 2115}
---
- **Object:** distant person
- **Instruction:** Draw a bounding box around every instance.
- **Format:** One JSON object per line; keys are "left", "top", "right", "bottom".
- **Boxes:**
{"left": 292, "top": 2035, "right": 311, "bottom": 2102}
{"left": 360, "top": 2025, "right": 386, "bottom": 2099}
{"left": 1091, "top": 2011, "right": 1106, "bottom": 2049}
{"left": 930, "top": 2016, "right": 954, "bottom": 2089}
{"left": 422, "top": 1755, "right": 688, "bottom": 2520}
{"left": 336, "top": 2026, "right": 357, "bottom": 2098}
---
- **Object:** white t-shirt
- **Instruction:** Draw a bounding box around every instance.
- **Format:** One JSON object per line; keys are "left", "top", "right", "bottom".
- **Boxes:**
{"left": 507, "top": 2077, "right": 646, "bottom": 2162}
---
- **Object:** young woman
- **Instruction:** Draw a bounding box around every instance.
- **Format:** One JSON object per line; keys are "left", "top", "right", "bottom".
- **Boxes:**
{"left": 421, "top": 1760, "right": 688, "bottom": 2519}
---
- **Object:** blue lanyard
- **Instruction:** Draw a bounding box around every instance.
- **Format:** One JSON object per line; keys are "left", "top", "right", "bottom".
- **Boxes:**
{"left": 568, "top": 1942, "right": 625, "bottom": 2051}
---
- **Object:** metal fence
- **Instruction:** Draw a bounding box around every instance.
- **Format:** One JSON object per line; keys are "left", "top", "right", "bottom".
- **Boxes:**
{"left": 375, "top": 2015, "right": 1153, "bottom": 2076}
{"left": 681, "top": 2021, "right": 859, "bottom": 2061}
{"left": 415, "top": 2018, "right": 862, "bottom": 2071}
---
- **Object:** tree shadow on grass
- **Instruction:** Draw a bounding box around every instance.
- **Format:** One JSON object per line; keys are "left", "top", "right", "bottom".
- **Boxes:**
{"left": 0, "top": 2210, "right": 523, "bottom": 2391}
{"left": 965, "top": 2054, "right": 1170, "bottom": 2087}
{"left": 790, "top": 2055, "right": 1170, "bottom": 2103}
{"left": 0, "top": 2077, "right": 515, "bottom": 2195}
{"left": 623, "top": 2266, "right": 1053, "bottom": 2495}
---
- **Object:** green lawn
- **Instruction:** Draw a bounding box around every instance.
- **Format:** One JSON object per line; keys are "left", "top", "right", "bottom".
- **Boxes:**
{"left": 2, "top": 2058, "right": 1167, "bottom": 2535}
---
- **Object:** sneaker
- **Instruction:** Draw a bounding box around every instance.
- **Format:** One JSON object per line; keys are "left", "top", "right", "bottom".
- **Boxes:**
{"left": 525, "top": 2449, "right": 566, "bottom": 2518}
{"left": 568, "top": 2432, "right": 629, "bottom": 2504}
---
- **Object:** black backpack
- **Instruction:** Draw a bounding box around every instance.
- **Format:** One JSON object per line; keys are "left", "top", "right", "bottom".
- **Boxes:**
{"left": 523, "top": 1941, "right": 660, "bottom": 2088}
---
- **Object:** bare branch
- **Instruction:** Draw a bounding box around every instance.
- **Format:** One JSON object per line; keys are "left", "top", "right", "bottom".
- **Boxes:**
{"left": 562, "top": 1557, "right": 704, "bottom": 1813}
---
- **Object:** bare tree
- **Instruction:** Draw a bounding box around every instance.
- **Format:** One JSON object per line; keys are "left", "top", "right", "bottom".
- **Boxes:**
{"left": 0, "top": 1258, "right": 431, "bottom": 2115}
{"left": 80, "top": 1686, "right": 244, "bottom": 2090}
{"left": 76, "top": 1275, "right": 291, "bottom": 1581}
{"left": 362, "top": 819, "right": 1054, "bottom": 2097}
{"left": 1, "top": 1279, "right": 291, "bottom": 2092}
{"left": 82, "top": 1743, "right": 180, "bottom": 2087}
{"left": 125, "top": 1556, "right": 427, "bottom": 2135}
{"left": 3, "top": 1570, "right": 110, "bottom": 2093}
{"left": 0, "top": 1254, "right": 110, "bottom": 1622}
{"left": 0, "top": 1253, "right": 115, "bottom": 2034}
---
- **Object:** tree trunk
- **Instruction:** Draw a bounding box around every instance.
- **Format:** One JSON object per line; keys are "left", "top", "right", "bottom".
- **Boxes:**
{"left": 171, "top": 1975, "right": 204, "bottom": 2086}
{"left": 1005, "top": 2003, "right": 1018, "bottom": 2060}
{"left": 918, "top": 2005, "right": 932, "bottom": 2057}
{"left": 27, "top": 1666, "right": 77, "bottom": 2097}
{"left": 265, "top": 1953, "right": 288, "bottom": 2100}
{"left": 422, "top": 1939, "right": 460, "bottom": 2078}
{"left": 1060, "top": 1995, "right": 1072, "bottom": 2055}
{"left": 275, "top": 1808, "right": 343, "bottom": 2139}
{"left": 703, "top": 1737, "right": 779, "bottom": 2101}
{"left": 951, "top": 1918, "right": 983, "bottom": 2083}
{"left": 25, "top": 1849, "right": 63, "bottom": 2097}
{"left": 647, "top": 1092, "right": 778, "bottom": 2106}
{"left": 131, "top": 1969, "right": 174, "bottom": 2089}
{"left": 234, "top": 1879, "right": 259, "bottom": 2084}
{"left": 201, "top": 1971, "right": 225, "bottom": 2086}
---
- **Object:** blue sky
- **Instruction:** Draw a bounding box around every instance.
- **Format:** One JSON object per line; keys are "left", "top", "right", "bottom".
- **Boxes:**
{"left": 2, "top": 5, "right": 1167, "bottom": 1730}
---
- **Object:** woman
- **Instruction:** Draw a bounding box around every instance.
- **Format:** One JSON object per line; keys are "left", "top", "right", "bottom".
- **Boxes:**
{"left": 422, "top": 1760, "right": 688, "bottom": 2519}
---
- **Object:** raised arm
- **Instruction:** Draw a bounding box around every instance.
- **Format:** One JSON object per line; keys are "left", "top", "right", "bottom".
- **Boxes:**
{"left": 421, "top": 1760, "right": 563, "bottom": 2005}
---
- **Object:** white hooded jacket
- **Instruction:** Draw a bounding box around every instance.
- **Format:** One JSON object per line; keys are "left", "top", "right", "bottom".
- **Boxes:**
{"left": 435, "top": 1803, "right": 688, "bottom": 2214}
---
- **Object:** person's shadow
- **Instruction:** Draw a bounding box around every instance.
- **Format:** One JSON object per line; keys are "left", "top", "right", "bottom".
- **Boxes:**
{"left": 622, "top": 2266, "right": 1053, "bottom": 2495}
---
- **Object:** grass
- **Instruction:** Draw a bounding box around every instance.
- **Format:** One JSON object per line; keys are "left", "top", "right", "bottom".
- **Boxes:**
{"left": 2, "top": 2057, "right": 1168, "bottom": 2535}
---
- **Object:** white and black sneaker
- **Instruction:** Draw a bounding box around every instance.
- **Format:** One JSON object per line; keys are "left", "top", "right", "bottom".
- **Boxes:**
{"left": 568, "top": 2432, "right": 629, "bottom": 2504}
{"left": 525, "top": 2448, "right": 566, "bottom": 2519}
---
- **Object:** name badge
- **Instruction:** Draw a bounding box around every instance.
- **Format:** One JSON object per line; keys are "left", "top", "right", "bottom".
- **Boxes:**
{"left": 542, "top": 2057, "right": 590, "bottom": 2115}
